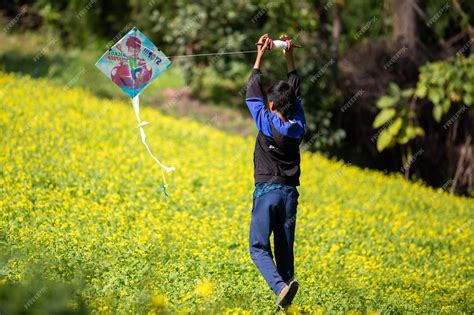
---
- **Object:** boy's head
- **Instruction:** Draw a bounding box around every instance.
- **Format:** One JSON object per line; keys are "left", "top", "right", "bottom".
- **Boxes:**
{"left": 267, "top": 81, "right": 295, "bottom": 119}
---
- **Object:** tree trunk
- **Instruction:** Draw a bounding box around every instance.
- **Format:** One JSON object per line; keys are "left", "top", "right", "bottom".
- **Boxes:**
{"left": 331, "top": 4, "right": 341, "bottom": 87}
{"left": 392, "top": 0, "right": 417, "bottom": 52}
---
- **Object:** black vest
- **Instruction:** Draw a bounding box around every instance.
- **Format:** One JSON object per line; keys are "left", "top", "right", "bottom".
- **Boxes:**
{"left": 254, "top": 124, "right": 302, "bottom": 186}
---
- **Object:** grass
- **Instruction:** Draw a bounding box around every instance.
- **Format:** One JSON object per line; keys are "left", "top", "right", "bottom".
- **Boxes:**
{"left": 1, "top": 71, "right": 473, "bottom": 313}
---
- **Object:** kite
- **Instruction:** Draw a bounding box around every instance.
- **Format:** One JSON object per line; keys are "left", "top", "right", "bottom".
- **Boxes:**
{"left": 95, "top": 27, "right": 174, "bottom": 196}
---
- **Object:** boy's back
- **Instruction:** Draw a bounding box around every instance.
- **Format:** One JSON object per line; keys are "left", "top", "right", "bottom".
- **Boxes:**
{"left": 245, "top": 34, "right": 305, "bottom": 308}
{"left": 246, "top": 69, "right": 305, "bottom": 186}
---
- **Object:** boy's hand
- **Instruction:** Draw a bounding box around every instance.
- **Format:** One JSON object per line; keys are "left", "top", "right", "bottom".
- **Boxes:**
{"left": 254, "top": 34, "right": 269, "bottom": 70}
{"left": 280, "top": 34, "right": 295, "bottom": 73}
{"left": 279, "top": 34, "right": 293, "bottom": 57}
{"left": 257, "top": 34, "right": 270, "bottom": 56}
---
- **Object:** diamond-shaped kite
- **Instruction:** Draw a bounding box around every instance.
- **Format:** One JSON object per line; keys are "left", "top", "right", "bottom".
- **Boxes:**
{"left": 96, "top": 27, "right": 174, "bottom": 195}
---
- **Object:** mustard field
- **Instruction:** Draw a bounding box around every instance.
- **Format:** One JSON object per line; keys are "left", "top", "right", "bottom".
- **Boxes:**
{"left": 0, "top": 72, "right": 472, "bottom": 313}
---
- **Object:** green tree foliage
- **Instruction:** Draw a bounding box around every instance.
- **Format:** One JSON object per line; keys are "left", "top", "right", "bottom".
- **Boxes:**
{"left": 373, "top": 54, "right": 473, "bottom": 181}
{"left": 374, "top": 54, "right": 473, "bottom": 151}
{"left": 373, "top": 83, "right": 424, "bottom": 153}
{"left": 416, "top": 54, "right": 474, "bottom": 122}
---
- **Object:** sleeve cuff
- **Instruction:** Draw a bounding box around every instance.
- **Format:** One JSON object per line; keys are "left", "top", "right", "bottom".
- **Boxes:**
{"left": 287, "top": 70, "right": 297, "bottom": 77}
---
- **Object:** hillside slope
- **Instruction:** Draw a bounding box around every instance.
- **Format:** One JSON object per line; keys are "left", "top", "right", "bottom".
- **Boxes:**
{"left": 0, "top": 72, "right": 472, "bottom": 313}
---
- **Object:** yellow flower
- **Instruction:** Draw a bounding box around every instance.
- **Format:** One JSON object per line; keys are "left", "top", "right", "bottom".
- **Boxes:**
{"left": 286, "top": 305, "right": 300, "bottom": 314}
{"left": 151, "top": 293, "right": 168, "bottom": 308}
{"left": 195, "top": 279, "right": 214, "bottom": 298}
{"left": 98, "top": 305, "right": 109, "bottom": 313}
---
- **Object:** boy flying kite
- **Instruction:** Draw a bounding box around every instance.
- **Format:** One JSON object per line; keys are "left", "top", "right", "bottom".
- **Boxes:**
{"left": 246, "top": 34, "right": 306, "bottom": 307}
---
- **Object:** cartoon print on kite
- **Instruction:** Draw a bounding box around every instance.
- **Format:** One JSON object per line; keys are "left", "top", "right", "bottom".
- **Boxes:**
{"left": 95, "top": 27, "right": 171, "bottom": 98}
{"left": 111, "top": 36, "right": 152, "bottom": 89}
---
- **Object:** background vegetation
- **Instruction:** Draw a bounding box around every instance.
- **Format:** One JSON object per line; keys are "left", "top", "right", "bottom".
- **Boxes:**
{"left": 1, "top": 0, "right": 473, "bottom": 194}
{"left": 0, "top": 1, "right": 473, "bottom": 313}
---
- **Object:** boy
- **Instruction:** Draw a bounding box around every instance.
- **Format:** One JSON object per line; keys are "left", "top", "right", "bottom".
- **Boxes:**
{"left": 246, "top": 34, "right": 306, "bottom": 307}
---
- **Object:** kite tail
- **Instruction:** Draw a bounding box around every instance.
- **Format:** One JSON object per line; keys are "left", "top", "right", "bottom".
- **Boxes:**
{"left": 132, "top": 95, "right": 174, "bottom": 196}
{"left": 160, "top": 169, "right": 169, "bottom": 197}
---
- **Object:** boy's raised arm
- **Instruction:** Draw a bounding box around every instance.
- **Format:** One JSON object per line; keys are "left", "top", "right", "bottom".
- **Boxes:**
{"left": 279, "top": 35, "right": 304, "bottom": 123}
{"left": 287, "top": 66, "right": 300, "bottom": 98}
{"left": 247, "top": 34, "right": 269, "bottom": 99}
{"left": 280, "top": 34, "right": 300, "bottom": 98}
{"left": 245, "top": 34, "right": 272, "bottom": 137}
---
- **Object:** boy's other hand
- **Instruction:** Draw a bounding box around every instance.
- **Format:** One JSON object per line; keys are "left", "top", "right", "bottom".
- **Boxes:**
{"left": 281, "top": 34, "right": 295, "bottom": 72}
{"left": 257, "top": 34, "right": 270, "bottom": 56}
{"left": 280, "top": 34, "right": 293, "bottom": 57}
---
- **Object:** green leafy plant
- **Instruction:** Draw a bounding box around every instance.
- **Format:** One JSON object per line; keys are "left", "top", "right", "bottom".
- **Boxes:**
{"left": 415, "top": 54, "right": 474, "bottom": 122}
{"left": 373, "top": 83, "right": 424, "bottom": 150}
{"left": 373, "top": 83, "right": 424, "bottom": 179}
{"left": 415, "top": 55, "right": 473, "bottom": 193}
{"left": 374, "top": 55, "right": 473, "bottom": 185}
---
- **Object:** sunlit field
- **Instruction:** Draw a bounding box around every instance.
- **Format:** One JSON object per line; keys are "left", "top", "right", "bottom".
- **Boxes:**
{"left": 1, "top": 72, "right": 472, "bottom": 313}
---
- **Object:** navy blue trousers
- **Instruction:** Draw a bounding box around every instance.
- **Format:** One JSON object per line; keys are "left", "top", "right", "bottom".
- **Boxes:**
{"left": 249, "top": 185, "right": 299, "bottom": 295}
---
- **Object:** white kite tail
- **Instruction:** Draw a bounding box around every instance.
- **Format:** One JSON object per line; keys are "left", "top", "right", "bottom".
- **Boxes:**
{"left": 132, "top": 96, "right": 175, "bottom": 173}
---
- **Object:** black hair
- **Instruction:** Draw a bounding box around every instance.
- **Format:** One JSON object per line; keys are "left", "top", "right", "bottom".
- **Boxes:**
{"left": 266, "top": 81, "right": 295, "bottom": 118}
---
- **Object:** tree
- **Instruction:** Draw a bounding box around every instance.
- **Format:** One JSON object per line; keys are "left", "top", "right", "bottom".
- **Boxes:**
{"left": 374, "top": 54, "right": 474, "bottom": 191}
{"left": 392, "top": 0, "right": 418, "bottom": 52}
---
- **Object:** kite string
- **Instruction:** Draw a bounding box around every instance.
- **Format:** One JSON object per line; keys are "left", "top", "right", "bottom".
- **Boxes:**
{"left": 168, "top": 50, "right": 258, "bottom": 59}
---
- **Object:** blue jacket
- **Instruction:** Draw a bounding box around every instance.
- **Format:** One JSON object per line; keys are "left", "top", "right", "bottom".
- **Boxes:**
{"left": 245, "top": 69, "right": 306, "bottom": 186}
